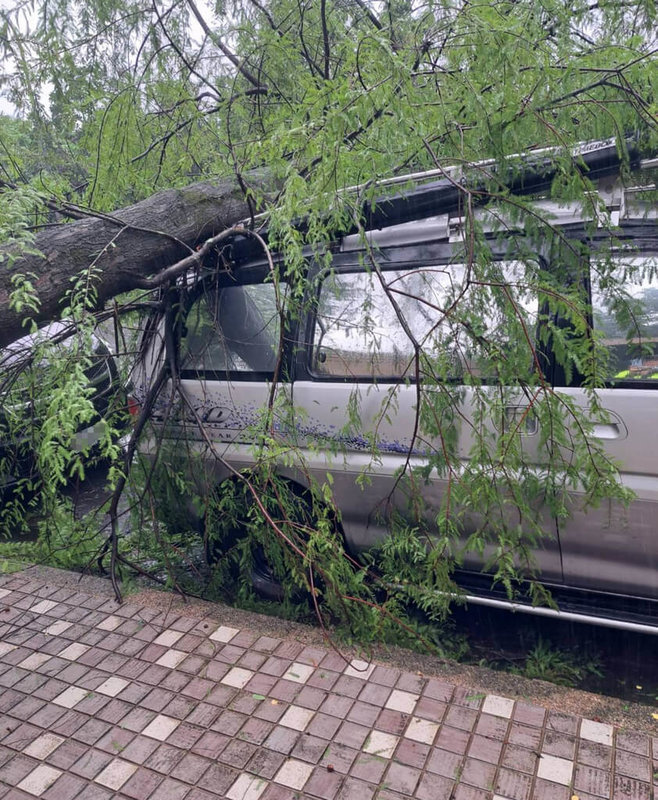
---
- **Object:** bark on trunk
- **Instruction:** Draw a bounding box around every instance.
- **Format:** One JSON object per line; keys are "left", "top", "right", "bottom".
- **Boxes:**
{"left": 0, "top": 178, "right": 253, "bottom": 348}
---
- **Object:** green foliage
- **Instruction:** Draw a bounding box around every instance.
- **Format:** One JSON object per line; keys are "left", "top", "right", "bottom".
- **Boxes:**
{"left": 512, "top": 638, "right": 604, "bottom": 688}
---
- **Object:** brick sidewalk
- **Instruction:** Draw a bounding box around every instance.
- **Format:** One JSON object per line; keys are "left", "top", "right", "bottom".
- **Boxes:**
{"left": 0, "top": 571, "right": 655, "bottom": 800}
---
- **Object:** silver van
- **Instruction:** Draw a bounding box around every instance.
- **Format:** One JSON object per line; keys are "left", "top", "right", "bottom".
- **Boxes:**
{"left": 136, "top": 141, "right": 658, "bottom": 632}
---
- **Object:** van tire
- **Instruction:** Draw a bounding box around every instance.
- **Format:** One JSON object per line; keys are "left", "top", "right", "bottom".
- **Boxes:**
{"left": 204, "top": 476, "right": 326, "bottom": 603}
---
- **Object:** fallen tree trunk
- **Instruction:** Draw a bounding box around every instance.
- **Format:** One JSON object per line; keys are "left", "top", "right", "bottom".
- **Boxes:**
{"left": 0, "top": 178, "right": 253, "bottom": 348}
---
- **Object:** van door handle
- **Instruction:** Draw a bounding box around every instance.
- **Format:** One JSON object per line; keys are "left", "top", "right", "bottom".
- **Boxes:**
{"left": 588, "top": 422, "right": 622, "bottom": 440}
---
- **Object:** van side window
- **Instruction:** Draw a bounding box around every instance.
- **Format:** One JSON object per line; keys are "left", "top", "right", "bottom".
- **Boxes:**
{"left": 182, "top": 283, "right": 285, "bottom": 373}
{"left": 312, "top": 262, "right": 538, "bottom": 380}
{"left": 591, "top": 257, "right": 658, "bottom": 382}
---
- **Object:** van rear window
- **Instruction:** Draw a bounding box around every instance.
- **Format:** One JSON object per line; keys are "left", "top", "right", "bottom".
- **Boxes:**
{"left": 591, "top": 257, "right": 658, "bottom": 383}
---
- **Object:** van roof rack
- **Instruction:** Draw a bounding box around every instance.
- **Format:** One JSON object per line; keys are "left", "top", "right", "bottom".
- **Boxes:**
{"left": 225, "top": 137, "right": 655, "bottom": 266}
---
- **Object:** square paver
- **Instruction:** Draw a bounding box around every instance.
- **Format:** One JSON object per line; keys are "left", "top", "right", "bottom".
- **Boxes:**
{"left": 97, "top": 616, "right": 122, "bottom": 631}
{"left": 282, "top": 663, "right": 315, "bottom": 684}
{"left": 344, "top": 660, "right": 375, "bottom": 680}
{"left": 53, "top": 686, "right": 88, "bottom": 708}
{"left": 279, "top": 705, "right": 315, "bottom": 731}
{"left": 44, "top": 621, "right": 72, "bottom": 636}
{"left": 153, "top": 630, "right": 184, "bottom": 647}
{"left": 405, "top": 716, "right": 439, "bottom": 745}
{"left": 96, "top": 676, "right": 129, "bottom": 697}
{"left": 580, "top": 719, "right": 613, "bottom": 746}
{"left": 18, "top": 653, "right": 52, "bottom": 670}
{"left": 274, "top": 758, "right": 314, "bottom": 790}
{"left": 23, "top": 733, "right": 65, "bottom": 760}
{"left": 222, "top": 667, "right": 255, "bottom": 688}
{"left": 482, "top": 695, "right": 515, "bottom": 718}
{"left": 17, "top": 764, "right": 62, "bottom": 796}
{"left": 385, "top": 690, "right": 418, "bottom": 714}
{"left": 363, "top": 731, "right": 398, "bottom": 759}
{"left": 156, "top": 650, "right": 187, "bottom": 669}
{"left": 95, "top": 758, "right": 139, "bottom": 790}
{"left": 142, "top": 714, "right": 181, "bottom": 741}
{"left": 31, "top": 600, "right": 57, "bottom": 614}
{"left": 537, "top": 754, "right": 574, "bottom": 785}
{"left": 227, "top": 772, "right": 269, "bottom": 800}
{"left": 210, "top": 626, "right": 240, "bottom": 643}
{"left": 58, "top": 643, "right": 90, "bottom": 661}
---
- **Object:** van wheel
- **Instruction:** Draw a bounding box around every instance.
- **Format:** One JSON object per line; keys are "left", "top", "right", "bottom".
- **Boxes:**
{"left": 204, "top": 476, "right": 322, "bottom": 603}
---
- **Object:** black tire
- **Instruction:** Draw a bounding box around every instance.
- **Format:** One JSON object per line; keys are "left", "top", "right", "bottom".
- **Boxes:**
{"left": 204, "top": 476, "right": 340, "bottom": 603}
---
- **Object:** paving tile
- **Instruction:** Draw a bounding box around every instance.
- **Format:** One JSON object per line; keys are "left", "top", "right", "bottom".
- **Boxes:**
{"left": 337, "top": 776, "right": 375, "bottom": 800}
{"left": 384, "top": 690, "right": 418, "bottom": 714}
{"left": 404, "top": 716, "right": 439, "bottom": 745}
{"left": 482, "top": 694, "right": 515, "bottom": 718}
{"left": 17, "top": 654, "right": 51, "bottom": 671}
{"left": 279, "top": 705, "right": 315, "bottom": 732}
{"left": 501, "top": 744, "right": 538, "bottom": 774}
{"left": 445, "top": 705, "right": 478, "bottom": 731}
{"left": 615, "top": 751, "right": 651, "bottom": 782}
{"left": 343, "top": 660, "right": 375, "bottom": 680}
{"left": 247, "top": 748, "right": 287, "bottom": 779}
{"left": 495, "top": 767, "right": 533, "bottom": 800}
{"left": 220, "top": 739, "right": 258, "bottom": 769}
{"left": 362, "top": 731, "right": 397, "bottom": 759}
{"left": 290, "top": 733, "right": 329, "bottom": 764}
{"left": 222, "top": 667, "right": 255, "bottom": 689}
{"left": 274, "top": 757, "right": 313, "bottom": 790}
{"left": 21, "top": 735, "right": 64, "bottom": 761}
{"left": 577, "top": 740, "right": 612, "bottom": 770}
{"left": 461, "top": 757, "right": 497, "bottom": 790}
{"left": 615, "top": 731, "right": 649, "bottom": 757}
{"left": 263, "top": 727, "right": 301, "bottom": 756}
{"left": 57, "top": 643, "right": 90, "bottom": 661}
{"left": 52, "top": 687, "right": 88, "bottom": 709}
{"left": 16, "top": 764, "right": 62, "bottom": 796}
{"left": 41, "top": 771, "right": 86, "bottom": 800}
{"left": 303, "top": 765, "right": 344, "bottom": 798}
{"left": 227, "top": 772, "right": 269, "bottom": 800}
{"left": 266, "top": 662, "right": 310, "bottom": 687}
{"left": 155, "top": 649, "right": 187, "bottom": 669}
{"left": 581, "top": 720, "right": 614, "bottom": 747}
{"left": 612, "top": 774, "right": 652, "bottom": 800}
{"left": 209, "top": 625, "right": 240, "bottom": 643}
{"left": 152, "top": 630, "right": 184, "bottom": 647}
{"left": 374, "top": 709, "right": 408, "bottom": 736}
{"left": 537, "top": 754, "right": 575, "bottom": 786}
{"left": 333, "top": 722, "right": 369, "bottom": 750}
{"left": 94, "top": 757, "right": 138, "bottom": 790}
{"left": 415, "top": 771, "right": 455, "bottom": 800}
{"left": 149, "top": 777, "right": 191, "bottom": 800}
{"left": 141, "top": 714, "right": 180, "bottom": 742}
{"left": 531, "top": 779, "right": 572, "bottom": 800}
{"left": 548, "top": 712, "right": 579, "bottom": 736}
{"left": 574, "top": 764, "right": 612, "bottom": 797}
{"left": 114, "top": 736, "right": 159, "bottom": 766}
{"left": 319, "top": 743, "right": 358, "bottom": 775}
{"left": 435, "top": 725, "right": 470, "bottom": 755}
{"left": 196, "top": 762, "right": 240, "bottom": 795}
{"left": 192, "top": 731, "right": 230, "bottom": 759}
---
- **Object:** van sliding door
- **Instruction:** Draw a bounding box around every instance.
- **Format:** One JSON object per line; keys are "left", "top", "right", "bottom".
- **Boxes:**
{"left": 292, "top": 256, "right": 563, "bottom": 584}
